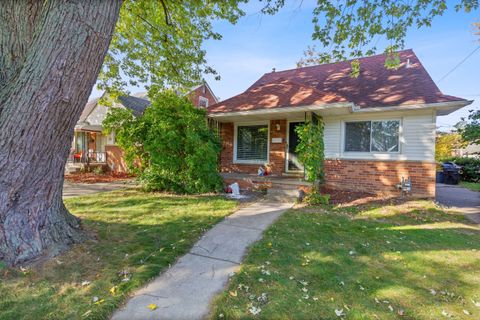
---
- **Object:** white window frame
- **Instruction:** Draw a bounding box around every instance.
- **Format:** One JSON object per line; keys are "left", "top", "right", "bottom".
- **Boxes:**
{"left": 198, "top": 96, "right": 209, "bottom": 108}
{"left": 233, "top": 121, "right": 270, "bottom": 164}
{"left": 342, "top": 119, "right": 402, "bottom": 154}
{"left": 285, "top": 119, "right": 306, "bottom": 172}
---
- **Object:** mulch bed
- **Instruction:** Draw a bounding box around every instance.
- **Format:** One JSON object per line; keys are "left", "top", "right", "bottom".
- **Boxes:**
{"left": 65, "top": 172, "right": 135, "bottom": 184}
{"left": 319, "top": 187, "right": 407, "bottom": 207}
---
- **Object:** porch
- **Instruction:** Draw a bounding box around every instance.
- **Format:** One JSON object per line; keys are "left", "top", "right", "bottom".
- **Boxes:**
{"left": 221, "top": 172, "right": 311, "bottom": 194}
{"left": 68, "top": 130, "right": 108, "bottom": 165}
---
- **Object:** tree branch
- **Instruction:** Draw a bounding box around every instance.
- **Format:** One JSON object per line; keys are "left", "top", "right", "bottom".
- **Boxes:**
{"left": 159, "top": 0, "right": 172, "bottom": 26}
{"left": 128, "top": 9, "right": 181, "bottom": 78}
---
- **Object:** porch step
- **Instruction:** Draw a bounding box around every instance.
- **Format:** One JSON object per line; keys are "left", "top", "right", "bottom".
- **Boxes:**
{"left": 266, "top": 187, "right": 300, "bottom": 202}
{"left": 65, "top": 163, "right": 83, "bottom": 174}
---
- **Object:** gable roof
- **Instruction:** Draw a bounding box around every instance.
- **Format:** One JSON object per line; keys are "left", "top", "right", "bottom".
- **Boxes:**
{"left": 78, "top": 97, "right": 100, "bottom": 123}
{"left": 118, "top": 95, "right": 150, "bottom": 117}
{"left": 189, "top": 82, "right": 219, "bottom": 104}
{"left": 208, "top": 49, "right": 466, "bottom": 114}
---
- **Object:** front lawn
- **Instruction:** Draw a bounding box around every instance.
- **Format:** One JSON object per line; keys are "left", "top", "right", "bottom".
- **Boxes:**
{"left": 0, "top": 189, "right": 237, "bottom": 320}
{"left": 212, "top": 200, "right": 480, "bottom": 319}
{"left": 460, "top": 181, "right": 480, "bottom": 192}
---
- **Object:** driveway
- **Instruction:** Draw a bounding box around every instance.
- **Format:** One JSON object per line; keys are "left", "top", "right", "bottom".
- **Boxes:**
{"left": 63, "top": 181, "right": 133, "bottom": 198}
{"left": 435, "top": 183, "right": 480, "bottom": 223}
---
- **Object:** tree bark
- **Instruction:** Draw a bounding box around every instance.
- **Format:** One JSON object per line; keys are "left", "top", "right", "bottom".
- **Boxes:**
{"left": 0, "top": 0, "right": 122, "bottom": 266}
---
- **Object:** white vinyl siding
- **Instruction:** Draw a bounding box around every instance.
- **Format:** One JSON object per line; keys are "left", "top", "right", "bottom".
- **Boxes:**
{"left": 323, "top": 110, "right": 435, "bottom": 161}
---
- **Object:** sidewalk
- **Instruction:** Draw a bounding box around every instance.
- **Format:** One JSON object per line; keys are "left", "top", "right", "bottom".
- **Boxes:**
{"left": 112, "top": 198, "right": 293, "bottom": 320}
{"left": 62, "top": 181, "right": 131, "bottom": 198}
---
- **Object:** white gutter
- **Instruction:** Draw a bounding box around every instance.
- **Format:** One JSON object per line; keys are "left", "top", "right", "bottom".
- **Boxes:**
{"left": 208, "top": 102, "right": 353, "bottom": 118}
{"left": 351, "top": 100, "right": 473, "bottom": 114}
{"left": 208, "top": 99, "right": 472, "bottom": 119}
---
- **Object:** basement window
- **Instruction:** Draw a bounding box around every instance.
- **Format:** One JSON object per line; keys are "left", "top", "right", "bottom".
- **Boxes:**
{"left": 344, "top": 120, "right": 400, "bottom": 152}
{"left": 235, "top": 124, "right": 268, "bottom": 162}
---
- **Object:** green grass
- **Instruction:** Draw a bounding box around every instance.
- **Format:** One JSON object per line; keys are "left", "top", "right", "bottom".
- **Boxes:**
{"left": 460, "top": 181, "right": 480, "bottom": 192}
{"left": 0, "top": 189, "right": 237, "bottom": 320}
{"left": 212, "top": 201, "right": 480, "bottom": 320}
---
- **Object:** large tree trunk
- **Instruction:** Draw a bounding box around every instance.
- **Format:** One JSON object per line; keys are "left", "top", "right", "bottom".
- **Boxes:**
{"left": 0, "top": 0, "right": 122, "bottom": 266}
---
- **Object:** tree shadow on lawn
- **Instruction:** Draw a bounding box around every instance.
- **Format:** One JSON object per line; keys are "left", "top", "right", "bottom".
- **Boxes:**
{"left": 213, "top": 202, "right": 480, "bottom": 319}
{"left": 1, "top": 192, "right": 237, "bottom": 320}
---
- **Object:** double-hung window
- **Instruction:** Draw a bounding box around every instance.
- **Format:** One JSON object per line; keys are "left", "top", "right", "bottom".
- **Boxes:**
{"left": 235, "top": 124, "right": 268, "bottom": 162}
{"left": 344, "top": 120, "right": 400, "bottom": 152}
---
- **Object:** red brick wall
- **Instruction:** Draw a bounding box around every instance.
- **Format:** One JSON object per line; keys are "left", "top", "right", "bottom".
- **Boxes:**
{"left": 217, "top": 122, "right": 435, "bottom": 198}
{"left": 269, "top": 119, "right": 286, "bottom": 174}
{"left": 324, "top": 159, "right": 436, "bottom": 198}
{"left": 218, "top": 122, "right": 259, "bottom": 174}
{"left": 189, "top": 84, "right": 217, "bottom": 108}
{"left": 219, "top": 120, "right": 287, "bottom": 175}
{"left": 106, "top": 145, "right": 128, "bottom": 173}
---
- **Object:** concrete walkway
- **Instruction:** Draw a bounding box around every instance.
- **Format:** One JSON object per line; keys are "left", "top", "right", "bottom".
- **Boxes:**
{"left": 112, "top": 198, "right": 294, "bottom": 320}
{"left": 435, "top": 183, "right": 480, "bottom": 224}
{"left": 62, "top": 181, "right": 132, "bottom": 198}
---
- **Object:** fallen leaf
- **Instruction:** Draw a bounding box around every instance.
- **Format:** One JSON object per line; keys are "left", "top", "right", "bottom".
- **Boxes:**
{"left": 82, "top": 310, "right": 92, "bottom": 318}
{"left": 441, "top": 310, "right": 453, "bottom": 318}
{"left": 94, "top": 299, "right": 104, "bottom": 305}
{"left": 249, "top": 305, "right": 262, "bottom": 315}
{"left": 81, "top": 281, "right": 91, "bottom": 286}
{"left": 110, "top": 286, "right": 118, "bottom": 295}
{"left": 335, "top": 309, "right": 345, "bottom": 317}
{"left": 463, "top": 309, "right": 471, "bottom": 315}
{"left": 229, "top": 290, "right": 237, "bottom": 297}
{"left": 148, "top": 303, "right": 157, "bottom": 310}
{"left": 257, "top": 293, "right": 268, "bottom": 304}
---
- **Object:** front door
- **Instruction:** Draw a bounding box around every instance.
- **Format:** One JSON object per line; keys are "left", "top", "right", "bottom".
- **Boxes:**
{"left": 287, "top": 121, "right": 304, "bottom": 172}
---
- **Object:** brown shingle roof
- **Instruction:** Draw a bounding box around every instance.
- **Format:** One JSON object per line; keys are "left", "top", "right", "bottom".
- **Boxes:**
{"left": 208, "top": 49, "right": 466, "bottom": 114}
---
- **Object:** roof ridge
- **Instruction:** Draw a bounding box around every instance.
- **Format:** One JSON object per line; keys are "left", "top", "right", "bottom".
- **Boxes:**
{"left": 268, "top": 49, "right": 414, "bottom": 75}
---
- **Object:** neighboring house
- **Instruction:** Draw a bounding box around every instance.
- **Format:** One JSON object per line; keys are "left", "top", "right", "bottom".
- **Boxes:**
{"left": 70, "top": 83, "right": 218, "bottom": 172}
{"left": 454, "top": 143, "right": 480, "bottom": 158}
{"left": 207, "top": 49, "right": 472, "bottom": 198}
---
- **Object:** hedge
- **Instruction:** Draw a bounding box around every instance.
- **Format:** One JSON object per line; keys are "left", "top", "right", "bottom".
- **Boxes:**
{"left": 443, "top": 157, "right": 480, "bottom": 183}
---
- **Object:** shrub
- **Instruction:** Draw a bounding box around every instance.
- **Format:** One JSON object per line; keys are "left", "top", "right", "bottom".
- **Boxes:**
{"left": 92, "top": 166, "right": 104, "bottom": 175}
{"left": 103, "top": 90, "right": 223, "bottom": 194}
{"left": 303, "top": 189, "right": 330, "bottom": 206}
{"left": 295, "top": 118, "right": 325, "bottom": 184}
{"left": 443, "top": 157, "right": 480, "bottom": 182}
